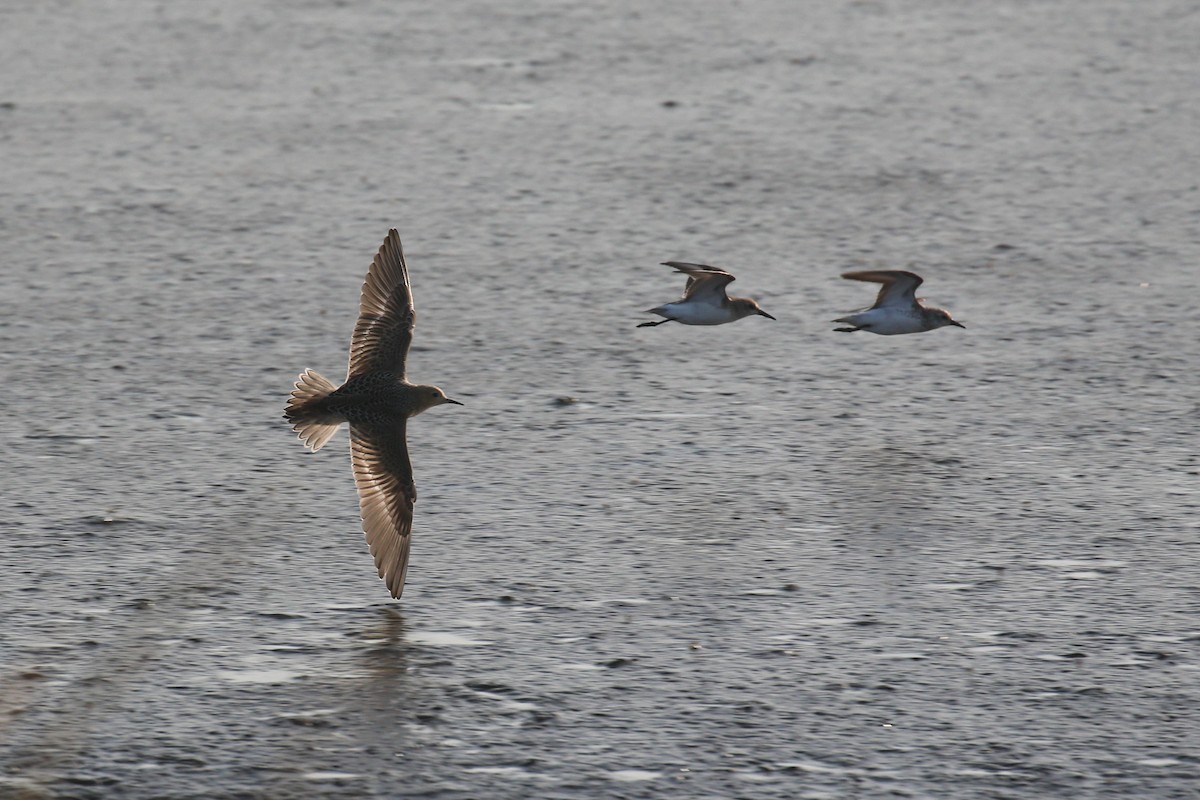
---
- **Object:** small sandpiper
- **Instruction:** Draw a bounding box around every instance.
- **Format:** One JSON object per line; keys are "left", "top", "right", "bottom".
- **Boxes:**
{"left": 833, "top": 270, "right": 964, "bottom": 335}
{"left": 284, "top": 229, "right": 462, "bottom": 599}
{"left": 638, "top": 262, "right": 776, "bottom": 328}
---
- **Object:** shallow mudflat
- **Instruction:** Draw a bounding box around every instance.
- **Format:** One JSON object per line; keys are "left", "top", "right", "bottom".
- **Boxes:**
{"left": 2, "top": 1, "right": 1198, "bottom": 798}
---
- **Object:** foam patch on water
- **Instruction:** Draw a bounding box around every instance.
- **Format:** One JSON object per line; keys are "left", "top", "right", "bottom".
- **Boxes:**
{"left": 321, "top": 602, "right": 377, "bottom": 611}
{"left": 795, "top": 617, "right": 859, "bottom": 627}
{"left": 778, "top": 761, "right": 865, "bottom": 776}
{"left": 277, "top": 708, "right": 339, "bottom": 722}
{"left": 967, "top": 645, "right": 1014, "bottom": 655}
{"left": 735, "top": 771, "right": 779, "bottom": 782}
{"left": 464, "top": 766, "right": 549, "bottom": 781}
{"left": 478, "top": 102, "right": 536, "bottom": 112}
{"left": 949, "top": 768, "right": 1022, "bottom": 778}
{"left": 786, "top": 525, "right": 835, "bottom": 534}
{"left": 608, "top": 770, "right": 662, "bottom": 782}
{"left": 1036, "top": 559, "right": 1126, "bottom": 570}
{"left": 467, "top": 689, "right": 538, "bottom": 712}
{"left": 407, "top": 631, "right": 491, "bottom": 646}
{"left": 872, "top": 652, "right": 927, "bottom": 661}
{"left": 216, "top": 669, "right": 301, "bottom": 684}
{"left": 577, "top": 598, "right": 651, "bottom": 608}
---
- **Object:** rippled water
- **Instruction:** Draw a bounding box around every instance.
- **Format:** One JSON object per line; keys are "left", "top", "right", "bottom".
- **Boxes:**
{"left": 3, "top": 0, "right": 1199, "bottom": 797}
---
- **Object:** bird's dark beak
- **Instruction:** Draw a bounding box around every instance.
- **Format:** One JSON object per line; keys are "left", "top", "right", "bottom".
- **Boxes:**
{"left": 445, "top": 397, "right": 464, "bottom": 405}
{"left": 758, "top": 310, "right": 777, "bottom": 320}
{"left": 950, "top": 320, "right": 966, "bottom": 328}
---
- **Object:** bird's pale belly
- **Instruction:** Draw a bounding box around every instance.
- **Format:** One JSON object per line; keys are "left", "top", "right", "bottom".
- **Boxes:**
{"left": 664, "top": 302, "right": 735, "bottom": 325}
{"left": 841, "top": 308, "right": 925, "bottom": 335}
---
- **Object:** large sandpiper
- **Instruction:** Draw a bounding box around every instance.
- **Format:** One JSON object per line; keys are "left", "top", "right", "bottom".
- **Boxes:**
{"left": 638, "top": 262, "right": 775, "bottom": 328}
{"left": 285, "top": 229, "right": 461, "bottom": 599}
{"left": 833, "top": 270, "right": 964, "bottom": 335}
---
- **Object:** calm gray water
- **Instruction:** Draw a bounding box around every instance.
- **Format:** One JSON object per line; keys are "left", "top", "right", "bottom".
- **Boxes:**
{"left": 3, "top": 1, "right": 1199, "bottom": 797}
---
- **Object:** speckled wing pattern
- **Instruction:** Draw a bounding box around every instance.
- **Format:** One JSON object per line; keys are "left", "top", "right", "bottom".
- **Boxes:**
{"left": 662, "top": 261, "right": 736, "bottom": 301}
{"left": 842, "top": 270, "right": 924, "bottom": 309}
{"left": 350, "top": 423, "right": 415, "bottom": 598}
{"left": 348, "top": 228, "right": 415, "bottom": 380}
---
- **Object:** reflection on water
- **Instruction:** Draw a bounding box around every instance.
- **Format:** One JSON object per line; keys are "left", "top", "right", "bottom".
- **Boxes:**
{"left": 358, "top": 606, "right": 409, "bottom": 681}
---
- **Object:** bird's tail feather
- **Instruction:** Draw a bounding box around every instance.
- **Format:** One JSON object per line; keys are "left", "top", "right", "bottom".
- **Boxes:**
{"left": 285, "top": 368, "right": 342, "bottom": 451}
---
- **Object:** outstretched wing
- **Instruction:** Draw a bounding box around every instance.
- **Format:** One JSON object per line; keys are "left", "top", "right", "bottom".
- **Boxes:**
{"left": 350, "top": 422, "right": 415, "bottom": 599}
{"left": 841, "top": 270, "right": 923, "bottom": 309}
{"left": 662, "top": 261, "right": 736, "bottom": 300}
{"left": 348, "top": 229, "right": 415, "bottom": 380}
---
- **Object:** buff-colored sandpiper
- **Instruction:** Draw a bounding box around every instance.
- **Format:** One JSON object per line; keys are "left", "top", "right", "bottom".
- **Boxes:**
{"left": 833, "top": 270, "right": 964, "bottom": 335}
{"left": 284, "top": 229, "right": 461, "bottom": 599}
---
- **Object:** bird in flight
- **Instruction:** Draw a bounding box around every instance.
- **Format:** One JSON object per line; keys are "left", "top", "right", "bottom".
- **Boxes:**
{"left": 638, "top": 262, "right": 776, "bottom": 328}
{"left": 285, "top": 229, "right": 462, "bottom": 598}
{"left": 833, "top": 270, "right": 964, "bottom": 335}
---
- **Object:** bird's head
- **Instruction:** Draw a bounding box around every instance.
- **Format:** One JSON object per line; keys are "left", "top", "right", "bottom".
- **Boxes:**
{"left": 929, "top": 309, "right": 965, "bottom": 330}
{"left": 733, "top": 298, "right": 776, "bottom": 321}
{"left": 412, "top": 385, "right": 464, "bottom": 415}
